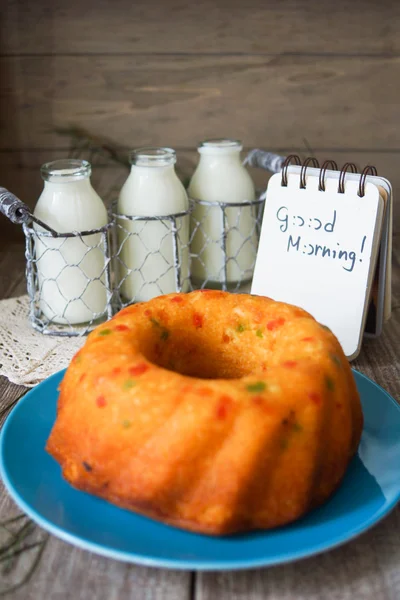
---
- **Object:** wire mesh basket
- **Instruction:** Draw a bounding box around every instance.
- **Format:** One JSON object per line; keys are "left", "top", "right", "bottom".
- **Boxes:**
{"left": 0, "top": 138, "right": 284, "bottom": 336}
{"left": 188, "top": 195, "right": 266, "bottom": 292}
{"left": 23, "top": 221, "right": 113, "bottom": 336}
{"left": 112, "top": 204, "right": 192, "bottom": 307}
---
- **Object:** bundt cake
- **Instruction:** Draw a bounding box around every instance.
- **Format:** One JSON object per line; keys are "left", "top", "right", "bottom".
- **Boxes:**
{"left": 46, "top": 290, "right": 363, "bottom": 535}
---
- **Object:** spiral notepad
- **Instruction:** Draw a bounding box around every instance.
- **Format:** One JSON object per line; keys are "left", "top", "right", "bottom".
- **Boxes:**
{"left": 251, "top": 156, "right": 393, "bottom": 360}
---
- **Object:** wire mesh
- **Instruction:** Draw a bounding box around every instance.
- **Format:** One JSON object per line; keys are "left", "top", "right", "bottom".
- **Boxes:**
{"left": 111, "top": 205, "right": 191, "bottom": 306}
{"left": 0, "top": 134, "right": 284, "bottom": 336}
{"left": 23, "top": 222, "right": 113, "bottom": 336}
{"left": 189, "top": 196, "right": 265, "bottom": 292}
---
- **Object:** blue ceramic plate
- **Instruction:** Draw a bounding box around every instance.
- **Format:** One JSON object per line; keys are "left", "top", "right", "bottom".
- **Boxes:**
{"left": 1, "top": 369, "right": 400, "bottom": 571}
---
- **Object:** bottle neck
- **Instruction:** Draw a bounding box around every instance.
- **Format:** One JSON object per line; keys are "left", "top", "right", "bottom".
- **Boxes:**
{"left": 43, "top": 176, "right": 91, "bottom": 190}
{"left": 130, "top": 163, "right": 176, "bottom": 177}
{"left": 198, "top": 149, "right": 242, "bottom": 167}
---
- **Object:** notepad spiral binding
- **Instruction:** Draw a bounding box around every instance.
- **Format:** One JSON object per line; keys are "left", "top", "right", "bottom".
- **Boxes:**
{"left": 280, "top": 155, "right": 378, "bottom": 198}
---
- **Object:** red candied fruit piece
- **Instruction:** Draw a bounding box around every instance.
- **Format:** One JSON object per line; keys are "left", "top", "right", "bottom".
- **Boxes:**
{"left": 96, "top": 396, "right": 107, "bottom": 408}
{"left": 171, "top": 296, "right": 184, "bottom": 303}
{"left": 252, "top": 396, "right": 274, "bottom": 414}
{"left": 216, "top": 395, "right": 233, "bottom": 420}
{"left": 79, "top": 373, "right": 86, "bottom": 383}
{"left": 266, "top": 318, "right": 285, "bottom": 331}
{"left": 112, "top": 367, "right": 121, "bottom": 376}
{"left": 301, "top": 336, "right": 314, "bottom": 342}
{"left": 252, "top": 395, "right": 263, "bottom": 406}
{"left": 222, "top": 334, "right": 231, "bottom": 343}
{"left": 193, "top": 313, "right": 204, "bottom": 329}
{"left": 283, "top": 360, "right": 297, "bottom": 368}
{"left": 308, "top": 392, "right": 321, "bottom": 405}
{"left": 144, "top": 309, "right": 152, "bottom": 317}
{"left": 129, "top": 363, "right": 149, "bottom": 376}
{"left": 216, "top": 405, "right": 227, "bottom": 419}
{"left": 115, "top": 324, "right": 130, "bottom": 332}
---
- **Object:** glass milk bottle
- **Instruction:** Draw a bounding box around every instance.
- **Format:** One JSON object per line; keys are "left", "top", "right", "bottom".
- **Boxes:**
{"left": 188, "top": 139, "right": 257, "bottom": 287}
{"left": 33, "top": 159, "right": 108, "bottom": 325}
{"left": 117, "top": 147, "right": 190, "bottom": 303}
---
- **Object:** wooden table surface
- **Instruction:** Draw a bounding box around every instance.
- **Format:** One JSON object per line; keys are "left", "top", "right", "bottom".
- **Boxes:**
{"left": 0, "top": 238, "right": 399, "bottom": 599}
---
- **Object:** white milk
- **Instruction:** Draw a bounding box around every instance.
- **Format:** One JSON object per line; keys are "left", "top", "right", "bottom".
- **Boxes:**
{"left": 117, "top": 148, "right": 190, "bottom": 303}
{"left": 188, "top": 139, "right": 257, "bottom": 286}
{"left": 33, "top": 160, "right": 108, "bottom": 325}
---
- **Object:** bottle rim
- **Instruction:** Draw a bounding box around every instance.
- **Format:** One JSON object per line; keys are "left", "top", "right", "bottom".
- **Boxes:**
{"left": 129, "top": 147, "right": 176, "bottom": 167}
{"left": 41, "top": 159, "right": 91, "bottom": 182}
{"left": 198, "top": 139, "right": 243, "bottom": 153}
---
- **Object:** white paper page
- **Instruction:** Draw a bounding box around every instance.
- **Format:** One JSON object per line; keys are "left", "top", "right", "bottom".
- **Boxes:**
{"left": 284, "top": 166, "right": 392, "bottom": 335}
{"left": 286, "top": 167, "right": 392, "bottom": 330}
{"left": 251, "top": 173, "right": 384, "bottom": 359}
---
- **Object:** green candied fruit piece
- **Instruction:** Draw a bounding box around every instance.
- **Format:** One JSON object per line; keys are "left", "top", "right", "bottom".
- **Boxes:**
{"left": 123, "top": 379, "right": 136, "bottom": 390}
{"left": 325, "top": 376, "right": 335, "bottom": 391}
{"left": 321, "top": 324, "right": 331, "bottom": 333}
{"left": 246, "top": 381, "right": 266, "bottom": 393}
{"left": 280, "top": 438, "right": 289, "bottom": 450}
{"left": 99, "top": 328, "right": 112, "bottom": 336}
{"left": 330, "top": 353, "right": 342, "bottom": 367}
{"left": 256, "top": 329, "right": 263, "bottom": 338}
{"left": 149, "top": 315, "right": 169, "bottom": 341}
{"left": 292, "top": 422, "right": 303, "bottom": 433}
{"left": 122, "top": 419, "right": 132, "bottom": 428}
{"left": 236, "top": 323, "right": 246, "bottom": 333}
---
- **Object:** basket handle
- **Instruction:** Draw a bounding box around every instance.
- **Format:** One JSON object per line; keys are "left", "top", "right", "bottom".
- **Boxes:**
{"left": 0, "top": 187, "right": 63, "bottom": 235}
{"left": 244, "top": 150, "right": 286, "bottom": 173}
{"left": 0, "top": 187, "right": 32, "bottom": 225}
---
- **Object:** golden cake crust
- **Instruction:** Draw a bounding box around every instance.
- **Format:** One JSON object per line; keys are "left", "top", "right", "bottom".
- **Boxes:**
{"left": 46, "top": 290, "right": 363, "bottom": 535}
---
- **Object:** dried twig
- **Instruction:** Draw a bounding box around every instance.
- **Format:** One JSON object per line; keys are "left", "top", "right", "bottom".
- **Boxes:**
{"left": 0, "top": 534, "right": 49, "bottom": 597}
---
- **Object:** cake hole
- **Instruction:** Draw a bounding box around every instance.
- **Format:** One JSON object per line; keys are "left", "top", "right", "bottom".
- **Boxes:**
{"left": 141, "top": 330, "right": 266, "bottom": 380}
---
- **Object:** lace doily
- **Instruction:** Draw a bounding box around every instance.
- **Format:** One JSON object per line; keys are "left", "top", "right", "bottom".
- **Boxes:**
{"left": 0, "top": 296, "right": 85, "bottom": 387}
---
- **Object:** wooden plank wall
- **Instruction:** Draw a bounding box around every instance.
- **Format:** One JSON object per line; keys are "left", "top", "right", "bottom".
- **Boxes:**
{"left": 0, "top": 0, "right": 399, "bottom": 241}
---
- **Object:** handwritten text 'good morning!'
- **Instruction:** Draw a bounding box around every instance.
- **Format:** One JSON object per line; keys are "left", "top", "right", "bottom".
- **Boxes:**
{"left": 276, "top": 206, "right": 367, "bottom": 273}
